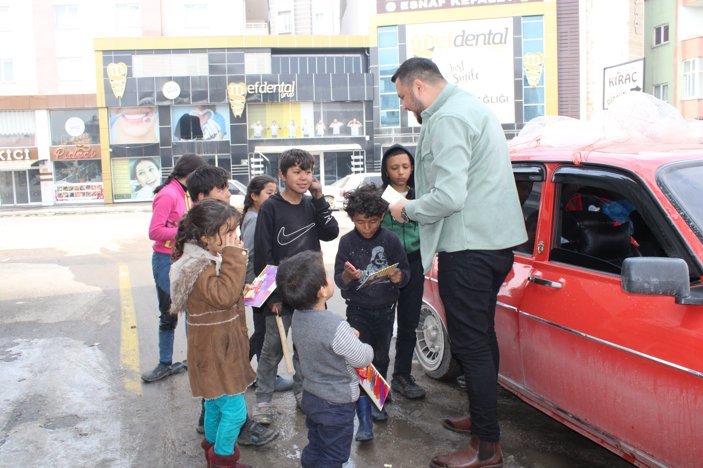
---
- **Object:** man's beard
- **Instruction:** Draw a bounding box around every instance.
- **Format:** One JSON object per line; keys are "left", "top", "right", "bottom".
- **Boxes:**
{"left": 414, "top": 112, "right": 422, "bottom": 124}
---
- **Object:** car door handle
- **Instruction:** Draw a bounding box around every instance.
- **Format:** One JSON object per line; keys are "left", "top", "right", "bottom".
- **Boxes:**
{"left": 528, "top": 275, "right": 563, "bottom": 289}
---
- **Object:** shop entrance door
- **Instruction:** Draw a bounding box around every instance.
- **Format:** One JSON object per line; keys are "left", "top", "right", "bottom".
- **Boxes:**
{"left": 0, "top": 169, "right": 41, "bottom": 206}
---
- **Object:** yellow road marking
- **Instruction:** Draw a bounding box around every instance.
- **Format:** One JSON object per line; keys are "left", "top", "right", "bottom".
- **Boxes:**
{"left": 118, "top": 263, "right": 142, "bottom": 395}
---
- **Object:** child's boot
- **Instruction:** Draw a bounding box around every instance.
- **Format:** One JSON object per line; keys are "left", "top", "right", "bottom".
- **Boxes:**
{"left": 208, "top": 445, "right": 251, "bottom": 468}
{"left": 355, "top": 395, "right": 374, "bottom": 442}
{"left": 201, "top": 439, "right": 213, "bottom": 466}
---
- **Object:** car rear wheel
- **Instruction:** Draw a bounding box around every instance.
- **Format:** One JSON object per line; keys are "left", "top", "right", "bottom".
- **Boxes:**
{"left": 415, "top": 302, "right": 462, "bottom": 381}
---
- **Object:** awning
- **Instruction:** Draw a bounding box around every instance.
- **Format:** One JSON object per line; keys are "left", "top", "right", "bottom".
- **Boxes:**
{"left": 254, "top": 143, "right": 363, "bottom": 153}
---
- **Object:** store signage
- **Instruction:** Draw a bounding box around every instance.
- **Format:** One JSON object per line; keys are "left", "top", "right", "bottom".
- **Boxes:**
{"left": 162, "top": 80, "right": 181, "bottom": 100}
{"left": 65, "top": 117, "right": 86, "bottom": 137}
{"left": 602, "top": 58, "right": 645, "bottom": 109}
{"left": 107, "top": 62, "right": 128, "bottom": 99}
{"left": 50, "top": 144, "right": 101, "bottom": 161}
{"left": 377, "top": 0, "right": 540, "bottom": 13}
{"left": 247, "top": 81, "right": 296, "bottom": 99}
{"left": 0, "top": 147, "right": 38, "bottom": 161}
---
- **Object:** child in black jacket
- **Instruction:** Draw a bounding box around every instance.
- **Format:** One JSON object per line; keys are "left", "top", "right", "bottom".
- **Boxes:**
{"left": 333, "top": 183, "right": 410, "bottom": 442}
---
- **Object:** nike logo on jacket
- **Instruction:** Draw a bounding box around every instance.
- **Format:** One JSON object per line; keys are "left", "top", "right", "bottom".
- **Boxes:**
{"left": 277, "top": 223, "right": 316, "bottom": 245}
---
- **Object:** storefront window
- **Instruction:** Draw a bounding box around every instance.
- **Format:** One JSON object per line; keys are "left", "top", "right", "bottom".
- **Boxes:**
{"left": 111, "top": 157, "right": 161, "bottom": 201}
{"left": 522, "top": 15, "right": 545, "bottom": 122}
{"left": 172, "top": 105, "right": 230, "bottom": 141}
{"left": 50, "top": 109, "right": 99, "bottom": 145}
{"left": 54, "top": 160, "right": 104, "bottom": 203}
{"left": 0, "top": 170, "right": 40, "bottom": 205}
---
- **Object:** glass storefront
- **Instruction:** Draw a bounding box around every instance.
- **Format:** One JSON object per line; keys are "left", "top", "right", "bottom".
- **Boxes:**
{"left": 0, "top": 169, "right": 41, "bottom": 206}
{"left": 111, "top": 156, "right": 161, "bottom": 201}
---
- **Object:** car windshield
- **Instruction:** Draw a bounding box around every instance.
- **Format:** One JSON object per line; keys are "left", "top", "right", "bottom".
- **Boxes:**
{"left": 659, "top": 160, "right": 703, "bottom": 241}
{"left": 330, "top": 175, "right": 349, "bottom": 187}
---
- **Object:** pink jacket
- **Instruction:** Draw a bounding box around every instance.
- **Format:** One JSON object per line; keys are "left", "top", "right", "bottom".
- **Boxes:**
{"left": 149, "top": 179, "right": 191, "bottom": 254}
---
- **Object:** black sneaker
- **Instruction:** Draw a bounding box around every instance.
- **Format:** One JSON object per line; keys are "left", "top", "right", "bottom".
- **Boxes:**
{"left": 141, "top": 362, "right": 185, "bottom": 383}
{"left": 237, "top": 418, "right": 278, "bottom": 446}
{"left": 391, "top": 375, "right": 426, "bottom": 399}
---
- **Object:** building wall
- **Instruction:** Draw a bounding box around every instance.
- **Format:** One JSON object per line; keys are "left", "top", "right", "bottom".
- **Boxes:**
{"left": 581, "top": 0, "right": 644, "bottom": 116}
{"left": 644, "top": 0, "right": 676, "bottom": 105}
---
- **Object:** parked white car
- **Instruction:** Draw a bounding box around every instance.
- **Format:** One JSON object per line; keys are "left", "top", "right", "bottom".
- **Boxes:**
{"left": 322, "top": 172, "right": 382, "bottom": 210}
{"left": 228, "top": 179, "right": 247, "bottom": 210}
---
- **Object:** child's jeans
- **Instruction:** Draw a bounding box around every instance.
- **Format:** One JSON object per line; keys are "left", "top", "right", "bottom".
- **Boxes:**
{"left": 300, "top": 391, "right": 355, "bottom": 468}
{"left": 346, "top": 304, "right": 395, "bottom": 378}
{"left": 152, "top": 252, "right": 178, "bottom": 365}
{"left": 255, "top": 314, "right": 303, "bottom": 403}
{"left": 204, "top": 394, "right": 247, "bottom": 456}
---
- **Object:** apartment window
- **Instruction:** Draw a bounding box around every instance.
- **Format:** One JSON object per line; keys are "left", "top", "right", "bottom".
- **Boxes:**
{"left": 682, "top": 58, "right": 702, "bottom": 99}
{"left": 279, "top": 11, "right": 292, "bottom": 34}
{"left": 653, "top": 83, "right": 668, "bottom": 102}
{"left": 116, "top": 3, "right": 141, "bottom": 30}
{"left": 654, "top": 24, "right": 669, "bottom": 46}
{"left": 54, "top": 4, "right": 79, "bottom": 30}
{"left": 184, "top": 3, "right": 208, "bottom": 29}
{"left": 0, "top": 58, "right": 13, "bottom": 82}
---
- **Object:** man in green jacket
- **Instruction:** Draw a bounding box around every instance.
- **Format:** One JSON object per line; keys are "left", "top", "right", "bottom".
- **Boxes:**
{"left": 389, "top": 57, "right": 526, "bottom": 468}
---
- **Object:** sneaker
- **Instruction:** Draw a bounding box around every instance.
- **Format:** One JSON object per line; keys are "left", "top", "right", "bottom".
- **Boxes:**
{"left": 274, "top": 375, "right": 294, "bottom": 392}
{"left": 238, "top": 418, "right": 278, "bottom": 446}
{"left": 391, "top": 375, "right": 426, "bottom": 400}
{"left": 141, "top": 362, "right": 185, "bottom": 383}
{"left": 252, "top": 402, "right": 274, "bottom": 425}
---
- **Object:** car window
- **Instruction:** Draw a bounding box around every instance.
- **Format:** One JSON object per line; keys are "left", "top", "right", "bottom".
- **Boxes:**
{"left": 657, "top": 160, "right": 703, "bottom": 243}
{"left": 363, "top": 175, "right": 383, "bottom": 187}
{"left": 228, "top": 182, "right": 242, "bottom": 195}
{"left": 549, "top": 180, "right": 666, "bottom": 275}
{"left": 513, "top": 165, "right": 544, "bottom": 256}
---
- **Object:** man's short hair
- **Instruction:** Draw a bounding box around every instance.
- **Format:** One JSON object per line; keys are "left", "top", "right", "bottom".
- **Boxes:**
{"left": 280, "top": 148, "right": 315, "bottom": 175}
{"left": 391, "top": 57, "right": 445, "bottom": 86}
{"left": 344, "top": 183, "right": 387, "bottom": 219}
{"left": 186, "top": 165, "right": 229, "bottom": 202}
{"left": 276, "top": 251, "right": 327, "bottom": 310}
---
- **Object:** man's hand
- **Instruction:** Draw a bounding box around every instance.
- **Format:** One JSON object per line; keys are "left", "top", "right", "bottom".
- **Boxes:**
{"left": 309, "top": 177, "right": 323, "bottom": 199}
{"left": 390, "top": 198, "right": 409, "bottom": 223}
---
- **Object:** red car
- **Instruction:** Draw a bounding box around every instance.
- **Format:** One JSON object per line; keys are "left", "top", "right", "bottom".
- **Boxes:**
{"left": 415, "top": 146, "right": 703, "bottom": 467}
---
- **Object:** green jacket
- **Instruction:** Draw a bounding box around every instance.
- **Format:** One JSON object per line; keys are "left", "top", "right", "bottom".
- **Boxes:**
{"left": 404, "top": 83, "right": 527, "bottom": 273}
{"left": 382, "top": 209, "right": 420, "bottom": 256}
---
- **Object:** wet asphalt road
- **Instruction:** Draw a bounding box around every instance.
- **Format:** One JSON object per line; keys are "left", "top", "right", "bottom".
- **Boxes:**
{"left": 0, "top": 209, "right": 631, "bottom": 467}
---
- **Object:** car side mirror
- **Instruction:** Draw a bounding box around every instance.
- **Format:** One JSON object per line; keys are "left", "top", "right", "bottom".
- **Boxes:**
{"left": 621, "top": 257, "right": 701, "bottom": 304}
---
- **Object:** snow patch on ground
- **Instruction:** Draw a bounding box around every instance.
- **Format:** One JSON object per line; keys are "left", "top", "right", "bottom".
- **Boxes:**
{"left": 0, "top": 263, "right": 109, "bottom": 326}
{"left": 0, "top": 337, "right": 127, "bottom": 467}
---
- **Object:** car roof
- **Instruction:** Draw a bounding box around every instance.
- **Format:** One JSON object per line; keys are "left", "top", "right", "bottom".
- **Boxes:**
{"left": 510, "top": 144, "right": 703, "bottom": 177}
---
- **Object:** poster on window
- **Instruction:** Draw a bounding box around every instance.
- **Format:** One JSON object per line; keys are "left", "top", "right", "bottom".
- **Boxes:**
{"left": 109, "top": 107, "right": 159, "bottom": 144}
{"left": 111, "top": 157, "right": 162, "bottom": 201}
{"left": 172, "top": 105, "right": 230, "bottom": 141}
{"left": 53, "top": 159, "right": 104, "bottom": 203}
{"left": 406, "top": 18, "right": 515, "bottom": 124}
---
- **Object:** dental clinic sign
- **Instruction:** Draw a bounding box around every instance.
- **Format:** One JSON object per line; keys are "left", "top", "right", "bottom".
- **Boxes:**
{"left": 603, "top": 59, "right": 645, "bottom": 110}
{"left": 406, "top": 17, "right": 515, "bottom": 123}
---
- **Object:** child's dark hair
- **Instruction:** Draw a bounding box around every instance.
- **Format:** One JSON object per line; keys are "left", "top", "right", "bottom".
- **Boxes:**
{"left": 276, "top": 251, "right": 327, "bottom": 310}
{"left": 154, "top": 153, "right": 207, "bottom": 194}
{"left": 241, "top": 174, "right": 277, "bottom": 224}
{"left": 343, "top": 183, "right": 388, "bottom": 219}
{"left": 186, "top": 165, "right": 229, "bottom": 202}
{"left": 280, "top": 148, "right": 315, "bottom": 175}
{"left": 172, "top": 199, "right": 241, "bottom": 261}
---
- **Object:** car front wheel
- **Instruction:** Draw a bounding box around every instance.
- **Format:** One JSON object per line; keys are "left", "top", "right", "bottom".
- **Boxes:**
{"left": 414, "top": 302, "right": 462, "bottom": 381}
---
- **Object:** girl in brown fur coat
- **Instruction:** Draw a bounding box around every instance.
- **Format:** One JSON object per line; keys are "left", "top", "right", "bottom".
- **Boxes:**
{"left": 170, "top": 199, "right": 255, "bottom": 468}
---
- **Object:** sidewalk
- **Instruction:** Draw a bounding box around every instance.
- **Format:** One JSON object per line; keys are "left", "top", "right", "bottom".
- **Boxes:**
{"left": 0, "top": 202, "right": 153, "bottom": 218}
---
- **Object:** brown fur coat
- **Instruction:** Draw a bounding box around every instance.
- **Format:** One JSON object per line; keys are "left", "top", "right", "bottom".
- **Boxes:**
{"left": 169, "top": 243, "right": 256, "bottom": 398}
